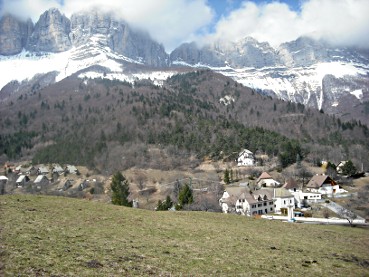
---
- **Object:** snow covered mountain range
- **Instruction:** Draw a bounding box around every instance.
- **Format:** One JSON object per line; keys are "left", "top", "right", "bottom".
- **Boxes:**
{"left": 1, "top": 8, "right": 369, "bottom": 123}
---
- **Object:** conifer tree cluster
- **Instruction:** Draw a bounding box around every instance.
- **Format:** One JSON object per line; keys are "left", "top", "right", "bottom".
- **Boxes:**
{"left": 111, "top": 172, "right": 132, "bottom": 207}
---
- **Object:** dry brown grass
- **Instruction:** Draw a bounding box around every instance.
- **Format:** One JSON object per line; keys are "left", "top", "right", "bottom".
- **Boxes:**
{"left": 0, "top": 194, "right": 368, "bottom": 276}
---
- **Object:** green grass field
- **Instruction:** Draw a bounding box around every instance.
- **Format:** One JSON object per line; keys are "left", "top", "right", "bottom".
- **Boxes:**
{"left": 1, "top": 195, "right": 368, "bottom": 276}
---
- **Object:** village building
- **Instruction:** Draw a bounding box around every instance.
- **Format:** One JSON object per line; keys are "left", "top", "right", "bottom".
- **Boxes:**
{"left": 16, "top": 175, "right": 30, "bottom": 187}
{"left": 52, "top": 164, "right": 64, "bottom": 175}
{"left": 283, "top": 179, "right": 322, "bottom": 208}
{"left": 37, "top": 165, "right": 49, "bottom": 176}
{"left": 21, "top": 166, "right": 37, "bottom": 176}
{"left": 237, "top": 149, "right": 255, "bottom": 166}
{"left": 273, "top": 188, "right": 295, "bottom": 213}
{"left": 65, "top": 165, "right": 78, "bottom": 175}
{"left": 306, "top": 175, "right": 346, "bottom": 195}
{"left": 0, "top": 176, "right": 8, "bottom": 195}
{"left": 235, "top": 189, "right": 275, "bottom": 216}
{"left": 220, "top": 187, "right": 276, "bottom": 216}
{"left": 256, "top": 172, "right": 280, "bottom": 188}
{"left": 219, "top": 186, "right": 246, "bottom": 213}
{"left": 336, "top": 161, "right": 347, "bottom": 174}
{"left": 34, "top": 175, "right": 49, "bottom": 188}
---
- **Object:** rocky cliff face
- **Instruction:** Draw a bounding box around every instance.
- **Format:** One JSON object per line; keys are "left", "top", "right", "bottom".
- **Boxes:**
{"left": 171, "top": 37, "right": 279, "bottom": 68}
{"left": 70, "top": 10, "right": 168, "bottom": 66}
{"left": 0, "top": 14, "right": 32, "bottom": 55}
{"left": 26, "top": 8, "right": 71, "bottom": 52}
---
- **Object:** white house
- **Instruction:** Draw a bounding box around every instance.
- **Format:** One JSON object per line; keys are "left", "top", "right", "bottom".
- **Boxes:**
{"left": 237, "top": 149, "right": 255, "bottom": 166}
{"left": 306, "top": 175, "right": 347, "bottom": 196}
{"left": 235, "top": 189, "right": 275, "bottom": 216}
{"left": 273, "top": 188, "right": 295, "bottom": 214}
{"left": 220, "top": 187, "right": 275, "bottom": 216}
{"left": 295, "top": 191, "right": 322, "bottom": 208}
{"left": 283, "top": 178, "right": 322, "bottom": 208}
{"left": 256, "top": 172, "right": 280, "bottom": 188}
{"left": 219, "top": 187, "right": 246, "bottom": 213}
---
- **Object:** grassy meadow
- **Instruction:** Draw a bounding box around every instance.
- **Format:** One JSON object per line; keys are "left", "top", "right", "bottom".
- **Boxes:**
{"left": 0, "top": 195, "right": 368, "bottom": 276}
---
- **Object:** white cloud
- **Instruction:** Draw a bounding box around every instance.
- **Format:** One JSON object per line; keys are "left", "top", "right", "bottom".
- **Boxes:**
{"left": 0, "top": 0, "right": 62, "bottom": 21}
{"left": 1, "top": 0, "right": 368, "bottom": 51}
{"left": 210, "top": 0, "right": 369, "bottom": 48}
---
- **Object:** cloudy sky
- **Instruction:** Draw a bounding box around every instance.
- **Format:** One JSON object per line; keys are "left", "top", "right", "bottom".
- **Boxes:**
{"left": 0, "top": 0, "right": 368, "bottom": 52}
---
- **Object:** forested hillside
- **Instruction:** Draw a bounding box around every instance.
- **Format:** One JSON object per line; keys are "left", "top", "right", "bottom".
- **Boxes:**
{"left": 0, "top": 69, "right": 368, "bottom": 173}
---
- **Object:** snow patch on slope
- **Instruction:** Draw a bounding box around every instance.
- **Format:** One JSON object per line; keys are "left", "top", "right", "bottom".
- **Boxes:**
{"left": 79, "top": 71, "right": 176, "bottom": 87}
{"left": 0, "top": 35, "right": 171, "bottom": 90}
{"left": 350, "top": 89, "right": 363, "bottom": 99}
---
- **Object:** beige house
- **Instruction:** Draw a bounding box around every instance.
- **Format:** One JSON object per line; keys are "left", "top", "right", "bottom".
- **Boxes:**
{"left": 256, "top": 172, "right": 280, "bottom": 188}
{"left": 220, "top": 187, "right": 275, "bottom": 216}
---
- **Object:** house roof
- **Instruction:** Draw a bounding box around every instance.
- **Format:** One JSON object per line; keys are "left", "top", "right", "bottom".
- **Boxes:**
{"left": 283, "top": 178, "right": 299, "bottom": 190}
{"left": 224, "top": 186, "right": 248, "bottom": 198}
{"left": 16, "top": 175, "right": 27, "bottom": 183}
{"left": 66, "top": 165, "right": 78, "bottom": 172}
{"left": 238, "top": 189, "right": 274, "bottom": 204}
{"left": 239, "top": 149, "right": 253, "bottom": 156}
{"left": 34, "top": 175, "right": 48, "bottom": 183}
{"left": 273, "top": 188, "right": 293, "bottom": 198}
{"left": 21, "top": 166, "right": 34, "bottom": 173}
{"left": 0, "top": 176, "right": 8, "bottom": 181}
{"left": 38, "top": 166, "right": 49, "bottom": 174}
{"left": 53, "top": 164, "right": 64, "bottom": 172}
{"left": 256, "top": 172, "right": 273, "bottom": 183}
{"left": 306, "top": 175, "right": 336, "bottom": 188}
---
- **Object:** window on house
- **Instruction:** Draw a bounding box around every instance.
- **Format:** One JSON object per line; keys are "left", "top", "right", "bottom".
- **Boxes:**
{"left": 284, "top": 200, "right": 286, "bottom": 204}
{"left": 264, "top": 202, "right": 267, "bottom": 206}
{"left": 270, "top": 208, "right": 273, "bottom": 211}
{"left": 269, "top": 201, "right": 273, "bottom": 205}
{"left": 265, "top": 209, "right": 267, "bottom": 213}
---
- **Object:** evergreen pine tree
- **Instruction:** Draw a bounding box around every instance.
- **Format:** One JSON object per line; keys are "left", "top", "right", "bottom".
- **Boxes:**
{"left": 224, "top": 169, "right": 230, "bottom": 184}
{"left": 341, "top": 160, "right": 357, "bottom": 176}
{"left": 111, "top": 172, "right": 132, "bottom": 207}
{"left": 177, "top": 183, "right": 193, "bottom": 209}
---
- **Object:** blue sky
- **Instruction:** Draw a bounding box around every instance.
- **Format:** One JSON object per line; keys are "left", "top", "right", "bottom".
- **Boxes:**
{"left": 210, "top": 0, "right": 302, "bottom": 19}
{"left": 1, "top": 0, "right": 368, "bottom": 51}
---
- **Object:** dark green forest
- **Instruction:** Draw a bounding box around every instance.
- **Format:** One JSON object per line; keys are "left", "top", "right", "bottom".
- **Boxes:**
{"left": 0, "top": 70, "right": 368, "bottom": 173}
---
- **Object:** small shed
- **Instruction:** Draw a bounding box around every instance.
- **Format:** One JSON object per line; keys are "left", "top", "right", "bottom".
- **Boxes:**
{"left": 37, "top": 166, "right": 49, "bottom": 176}
{"left": 65, "top": 165, "right": 78, "bottom": 175}
{"left": 16, "top": 175, "right": 30, "bottom": 186}
{"left": 34, "top": 175, "right": 49, "bottom": 186}
{"left": 0, "top": 175, "right": 7, "bottom": 195}
{"left": 52, "top": 164, "right": 64, "bottom": 175}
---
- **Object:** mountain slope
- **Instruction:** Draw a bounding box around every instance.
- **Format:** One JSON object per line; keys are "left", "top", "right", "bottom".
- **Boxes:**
{"left": 1, "top": 9, "right": 369, "bottom": 124}
{"left": 171, "top": 37, "right": 369, "bottom": 124}
{"left": 0, "top": 70, "right": 368, "bottom": 172}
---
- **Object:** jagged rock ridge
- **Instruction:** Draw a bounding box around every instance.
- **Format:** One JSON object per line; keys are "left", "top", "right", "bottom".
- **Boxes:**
{"left": 0, "top": 8, "right": 168, "bottom": 66}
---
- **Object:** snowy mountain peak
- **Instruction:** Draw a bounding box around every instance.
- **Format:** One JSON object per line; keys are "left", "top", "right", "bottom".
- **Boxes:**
{"left": 1, "top": 8, "right": 369, "bottom": 123}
